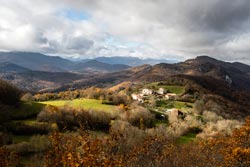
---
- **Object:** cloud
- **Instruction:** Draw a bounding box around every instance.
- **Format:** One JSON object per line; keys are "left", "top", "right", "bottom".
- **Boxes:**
{"left": 0, "top": 0, "right": 250, "bottom": 63}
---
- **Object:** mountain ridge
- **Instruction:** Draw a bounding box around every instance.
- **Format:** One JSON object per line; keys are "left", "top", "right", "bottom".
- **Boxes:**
{"left": 0, "top": 51, "right": 131, "bottom": 73}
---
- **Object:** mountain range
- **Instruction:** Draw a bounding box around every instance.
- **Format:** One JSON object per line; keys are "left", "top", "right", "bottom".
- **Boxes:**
{"left": 0, "top": 52, "right": 250, "bottom": 93}
{"left": 0, "top": 52, "right": 174, "bottom": 73}
{"left": 93, "top": 56, "right": 176, "bottom": 66}
{"left": 58, "top": 55, "right": 250, "bottom": 91}
{"left": 0, "top": 52, "right": 131, "bottom": 73}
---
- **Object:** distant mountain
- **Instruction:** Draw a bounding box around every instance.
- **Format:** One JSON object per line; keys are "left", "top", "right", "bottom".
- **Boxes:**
{"left": 0, "top": 70, "right": 95, "bottom": 92}
{"left": 0, "top": 52, "right": 131, "bottom": 73}
{"left": 61, "top": 56, "right": 250, "bottom": 91}
{"left": 0, "top": 62, "right": 31, "bottom": 73}
{"left": 1, "top": 52, "right": 250, "bottom": 93}
{"left": 75, "top": 60, "right": 130, "bottom": 72}
{"left": 93, "top": 56, "right": 176, "bottom": 66}
{"left": 0, "top": 52, "right": 131, "bottom": 91}
{"left": 0, "top": 52, "right": 75, "bottom": 72}
{"left": 132, "top": 56, "right": 250, "bottom": 90}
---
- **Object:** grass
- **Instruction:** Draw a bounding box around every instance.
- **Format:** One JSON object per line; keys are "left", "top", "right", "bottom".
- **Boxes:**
{"left": 11, "top": 102, "right": 45, "bottom": 120}
{"left": 160, "top": 85, "right": 185, "bottom": 94}
{"left": 39, "top": 98, "right": 118, "bottom": 112}
{"left": 12, "top": 135, "right": 31, "bottom": 143}
{"left": 177, "top": 133, "right": 197, "bottom": 144}
{"left": 12, "top": 118, "right": 37, "bottom": 126}
{"left": 145, "top": 82, "right": 185, "bottom": 94}
{"left": 156, "top": 100, "right": 193, "bottom": 109}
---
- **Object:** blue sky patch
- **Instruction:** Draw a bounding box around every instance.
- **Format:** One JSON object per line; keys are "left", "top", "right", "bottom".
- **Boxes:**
{"left": 105, "top": 36, "right": 141, "bottom": 48}
{"left": 60, "top": 8, "right": 90, "bottom": 21}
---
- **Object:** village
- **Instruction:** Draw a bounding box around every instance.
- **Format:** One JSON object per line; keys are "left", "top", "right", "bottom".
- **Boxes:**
{"left": 131, "top": 87, "right": 188, "bottom": 119}
{"left": 131, "top": 88, "right": 177, "bottom": 103}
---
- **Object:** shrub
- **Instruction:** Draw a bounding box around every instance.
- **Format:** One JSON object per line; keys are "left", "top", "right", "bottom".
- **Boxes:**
{"left": 21, "top": 93, "right": 34, "bottom": 102}
{"left": 0, "top": 133, "right": 12, "bottom": 146}
{"left": 0, "top": 79, "right": 21, "bottom": 106}
{"left": 5, "top": 122, "right": 49, "bottom": 135}
{"left": 0, "top": 147, "right": 19, "bottom": 167}
{"left": 119, "top": 104, "right": 155, "bottom": 128}
{"left": 194, "top": 100, "right": 205, "bottom": 115}
{"left": 197, "top": 119, "right": 242, "bottom": 139}
{"left": 6, "top": 135, "right": 51, "bottom": 155}
{"left": 202, "top": 110, "right": 223, "bottom": 123}
{"left": 38, "top": 105, "right": 114, "bottom": 131}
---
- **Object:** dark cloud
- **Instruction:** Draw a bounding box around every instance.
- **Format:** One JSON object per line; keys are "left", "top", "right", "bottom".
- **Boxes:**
{"left": 184, "top": 0, "right": 250, "bottom": 33}
{"left": 67, "top": 37, "right": 94, "bottom": 50}
{"left": 0, "top": 0, "right": 250, "bottom": 64}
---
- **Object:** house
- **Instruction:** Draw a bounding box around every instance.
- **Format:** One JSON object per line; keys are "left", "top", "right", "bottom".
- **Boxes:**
{"left": 158, "top": 88, "right": 166, "bottom": 95}
{"left": 165, "top": 108, "right": 179, "bottom": 113}
{"left": 142, "top": 89, "right": 153, "bottom": 95}
{"left": 131, "top": 93, "right": 139, "bottom": 100}
{"left": 138, "top": 98, "right": 144, "bottom": 103}
{"left": 131, "top": 93, "right": 144, "bottom": 103}
{"left": 166, "top": 108, "right": 185, "bottom": 120}
{"left": 165, "top": 93, "right": 177, "bottom": 100}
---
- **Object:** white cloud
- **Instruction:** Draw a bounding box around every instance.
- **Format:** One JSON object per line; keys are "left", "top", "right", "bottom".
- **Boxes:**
{"left": 0, "top": 0, "right": 250, "bottom": 63}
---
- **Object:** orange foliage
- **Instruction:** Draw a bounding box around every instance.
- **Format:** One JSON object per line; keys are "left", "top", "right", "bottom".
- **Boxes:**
{"left": 44, "top": 118, "right": 250, "bottom": 167}
{"left": 0, "top": 147, "right": 19, "bottom": 167}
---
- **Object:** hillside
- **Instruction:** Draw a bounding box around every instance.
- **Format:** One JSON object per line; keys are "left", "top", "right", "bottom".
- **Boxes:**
{"left": 74, "top": 60, "right": 130, "bottom": 72}
{"left": 0, "top": 52, "right": 130, "bottom": 73}
{"left": 0, "top": 52, "right": 74, "bottom": 72}
{"left": 93, "top": 56, "right": 175, "bottom": 66}
{"left": 59, "top": 56, "right": 250, "bottom": 91}
{"left": 1, "top": 54, "right": 250, "bottom": 94}
{"left": 0, "top": 62, "right": 31, "bottom": 73}
{"left": 0, "top": 71, "right": 96, "bottom": 92}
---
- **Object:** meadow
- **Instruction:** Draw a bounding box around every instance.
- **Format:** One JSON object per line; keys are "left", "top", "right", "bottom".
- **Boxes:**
{"left": 145, "top": 82, "right": 185, "bottom": 94}
{"left": 39, "top": 98, "right": 118, "bottom": 112}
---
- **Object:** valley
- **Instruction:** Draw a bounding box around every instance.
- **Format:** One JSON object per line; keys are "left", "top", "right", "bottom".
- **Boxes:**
{"left": 0, "top": 52, "right": 250, "bottom": 166}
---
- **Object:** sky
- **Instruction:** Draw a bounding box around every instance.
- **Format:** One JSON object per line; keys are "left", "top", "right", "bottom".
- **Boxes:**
{"left": 0, "top": 0, "right": 250, "bottom": 63}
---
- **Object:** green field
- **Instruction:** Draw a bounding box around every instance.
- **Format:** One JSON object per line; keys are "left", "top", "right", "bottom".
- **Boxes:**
{"left": 156, "top": 100, "right": 193, "bottom": 109}
{"left": 145, "top": 82, "right": 185, "bottom": 94}
{"left": 39, "top": 99, "right": 118, "bottom": 112}
{"left": 11, "top": 102, "right": 45, "bottom": 120}
{"left": 12, "top": 118, "right": 37, "bottom": 125}
{"left": 12, "top": 135, "right": 31, "bottom": 143}
{"left": 177, "top": 133, "right": 197, "bottom": 144}
{"left": 160, "top": 85, "right": 185, "bottom": 94}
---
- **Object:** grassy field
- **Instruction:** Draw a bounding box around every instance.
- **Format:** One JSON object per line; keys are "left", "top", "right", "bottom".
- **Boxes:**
{"left": 12, "top": 118, "right": 37, "bottom": 125}
{"left": 11, "top": 102, "right": 45, "bottom": 120}
{"left": 12, "top": 135, "right": 31, "bottom": 143}
{"left": 177, "top": 133, "right": 197, "bottom": 144}
{"left": 156, "top": 100, "right": 193, "bottom": 109}
{"left": 145, "top": 82, "right": 185, "bottom": 94}
{"left": 39, "top": 99, "right": 118, "bottom": 112}
{"left": 160, "top": 85, "right": 185, "bottom": 94}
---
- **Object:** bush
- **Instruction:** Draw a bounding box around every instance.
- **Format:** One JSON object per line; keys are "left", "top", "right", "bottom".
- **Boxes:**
{"left": 197, "top": 119, "right": 242, "bottom": 139}
{"left": 119, "top": 104, "right": 155, "bottom": 128}
{"left": 202, "top": 110, "right": 223, "bottom": 123}
{"left": 5, "top": 122, "right": 49, "bottom": 135}
{"left": 6, "top": 135, "right": 51, "bottom": 155}
{"left": 38, "top": 105, "right": 114, "bottom": 131}
{"left": 0, "top": 80, "right": 21, "bottom": 106}
{"left": 0, "top": 147, "right": 19, "bottom": 167}
{"left": 21, "top": 93, "right": 34, "bottom": 102}
{"left": 0, "top": 133, "right": 12, "bottom": 146}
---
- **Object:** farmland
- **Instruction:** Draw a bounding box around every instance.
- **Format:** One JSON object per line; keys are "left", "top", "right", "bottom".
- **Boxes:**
{"left": 39, "top": 98, "right": 119, "bottom": 112}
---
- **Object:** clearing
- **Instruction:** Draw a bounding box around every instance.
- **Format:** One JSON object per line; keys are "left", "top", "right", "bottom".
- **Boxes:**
{"left": 39, "top": 98, "right": 118, "bottom": 112}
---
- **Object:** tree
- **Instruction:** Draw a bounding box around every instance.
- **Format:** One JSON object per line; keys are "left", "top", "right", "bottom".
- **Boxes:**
{"left": 0, "top": 80, "right": 21, "bottom": 106}
{"left": 21, "top": 93, "right": 33, "bottom": 102}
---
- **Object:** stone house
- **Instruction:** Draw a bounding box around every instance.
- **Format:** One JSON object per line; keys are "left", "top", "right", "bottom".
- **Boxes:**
{"left": 142, "top": 89, "right": 153, "bottom": 95}
{"left": 158, "top": 88, "right": 166, "bottom": 95}
{"left": 165, "top": 93, "right": 177, "bottom": 100}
